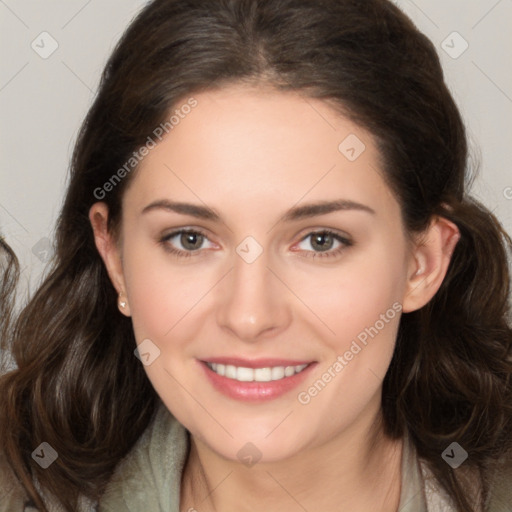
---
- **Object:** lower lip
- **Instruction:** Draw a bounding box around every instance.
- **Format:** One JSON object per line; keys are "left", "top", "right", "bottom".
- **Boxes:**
{"left": 198, "top": 360, "right": 317, "bottom": 402}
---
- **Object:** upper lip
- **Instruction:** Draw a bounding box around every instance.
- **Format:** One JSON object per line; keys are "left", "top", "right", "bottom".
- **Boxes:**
{"left": 201, "top": 357, "right": 315, "bottom": 369}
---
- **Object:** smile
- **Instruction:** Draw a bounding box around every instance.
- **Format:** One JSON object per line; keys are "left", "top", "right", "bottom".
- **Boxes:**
{"left": 199, "top": 359, "right": 317, "bottom": 401}
{"left": 206, "top": 362, "right": 309, "bottom": 382}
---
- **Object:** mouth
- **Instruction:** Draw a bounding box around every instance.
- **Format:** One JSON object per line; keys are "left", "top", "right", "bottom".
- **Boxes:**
{"left": 198, "top": 358, "right": 317, "bottom": 401}
{"left": 205, "top": 361, "right": 310, "bottom": 382}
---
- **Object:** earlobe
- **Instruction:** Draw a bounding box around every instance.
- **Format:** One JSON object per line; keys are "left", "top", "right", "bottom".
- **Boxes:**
{"left": 402, "top": 216, "right": 460, "bottom": 313}
{"left": 117, "top": 291, "right": 131, "bottom": 316}
{"left": 89, "top": 203, "right": 130, "bottom": 316}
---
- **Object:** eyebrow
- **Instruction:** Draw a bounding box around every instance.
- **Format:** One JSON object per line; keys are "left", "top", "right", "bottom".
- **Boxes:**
{"left": 141, "top": 199, "right": 376, "bottom": 222}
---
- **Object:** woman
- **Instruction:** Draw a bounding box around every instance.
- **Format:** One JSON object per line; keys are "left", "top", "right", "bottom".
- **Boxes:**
{"left": 1, "top": 0, "right": 511, "bottom": 511}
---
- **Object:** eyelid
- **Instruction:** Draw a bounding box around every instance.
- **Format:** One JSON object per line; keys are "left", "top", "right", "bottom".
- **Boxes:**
{"left": 161, "top": 227, "right": 211, "bottom": 241}
{"left": 296, "top": 226, "right": 352, "bottom": 242}
{"left": 159, "top": 227, "right": 216, "bottom": 257}
{"left": 159, "top": 227, "right": 353, "bottom": 259}
{"left": 291, "top": 229, "right": 353, "bottom": 256}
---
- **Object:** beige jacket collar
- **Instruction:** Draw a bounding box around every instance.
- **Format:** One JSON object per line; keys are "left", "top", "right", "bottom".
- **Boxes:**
{"left": 99, "top": 404, "right": 451, "bottom": 512}
{"left": 3, "top": 402, "right": 510, "bottom": 511}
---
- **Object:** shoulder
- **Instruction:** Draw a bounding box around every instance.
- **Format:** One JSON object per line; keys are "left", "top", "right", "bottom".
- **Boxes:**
{"left": 99, "top": 402, "right": 189, "bottom": 512}
{"left": 0, "top": 452, "right": 29, "bottom": 512}
{"left": 419, "top": 446, "right": 512, "bottom": 512}
{"left": 486, "top": 451, "right": 512, "bottom": 512}
{"left": 402, "top": 431, "right": 512, "bottom": 512}
{"left": 0, "top": 450, "right": 97, "bottom": 512}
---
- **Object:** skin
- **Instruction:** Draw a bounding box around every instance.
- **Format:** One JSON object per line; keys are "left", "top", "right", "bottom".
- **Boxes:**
{"left": 90, "top": 83, "right": 460, "bottom": 512}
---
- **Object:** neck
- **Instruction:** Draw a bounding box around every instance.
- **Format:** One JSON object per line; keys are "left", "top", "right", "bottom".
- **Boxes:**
{"left": 180, "top": 405, "right": 403, "bottom": 512}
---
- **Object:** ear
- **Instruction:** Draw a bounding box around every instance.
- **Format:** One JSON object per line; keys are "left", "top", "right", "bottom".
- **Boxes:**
{"left": 402, "top": 215, "right": 460, "bottom": 313}
{"left": 89, "top": 202, "right": 131, "bottom": 316}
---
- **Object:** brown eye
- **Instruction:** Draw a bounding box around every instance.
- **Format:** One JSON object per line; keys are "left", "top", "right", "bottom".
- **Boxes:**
{"left": 160, "top": 229, "right": 214, "bottom": 257}
{"left": 179, "top": 231, "right": 204, "bottom": 251}
{"left": 310, "top": 232, "right": 336, "bottom": 252}
{"left": 295, "top": 230, "right": 353, "bottom": 259}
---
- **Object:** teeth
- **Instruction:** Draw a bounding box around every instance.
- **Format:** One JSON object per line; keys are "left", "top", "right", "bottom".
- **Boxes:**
{"left": 254, "top": 367, "right": 272, "bottom": 382}
{"left": 271, "top": 366, "right": 285, "bottom": 380}
{"left": 284, "top": 366, "right": 296, "bottom": 377}
{"left": 225, "top": 364, "right": 237, "bottom": 379}
{"left": 208, "top": 363, "right": 308, "bottom": 382}
{"left": 237, "top": 366, "right": 254, "bottom": 382}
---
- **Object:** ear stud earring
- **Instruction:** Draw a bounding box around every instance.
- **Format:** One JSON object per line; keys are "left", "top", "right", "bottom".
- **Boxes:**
{"left": 119, "top": 293, "right": 127, "bottom": 309}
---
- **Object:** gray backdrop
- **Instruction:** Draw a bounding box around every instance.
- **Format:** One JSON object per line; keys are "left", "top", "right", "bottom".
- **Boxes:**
{"left": 1, "top": 0, "right": 511, "bottom": 296}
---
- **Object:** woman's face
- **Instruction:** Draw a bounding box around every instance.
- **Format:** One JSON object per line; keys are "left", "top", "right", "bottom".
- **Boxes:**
{"left": 104, "top": 84, "right": 420, "bottom": 461}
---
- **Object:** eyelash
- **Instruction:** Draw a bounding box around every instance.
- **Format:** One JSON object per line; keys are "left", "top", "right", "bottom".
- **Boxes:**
{"left": 159, "top": 229, "right": 211, "bottom": 259}
{"left": 159, "top": 229, "right": 353, "bottom": 260}
{"left": 296, "top": 229, "right": 353, "bottom": 259}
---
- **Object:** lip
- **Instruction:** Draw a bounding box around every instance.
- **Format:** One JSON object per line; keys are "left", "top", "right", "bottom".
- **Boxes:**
{"left": 198, "top": 359, "right": 317, "bottom": 402}
{"left": 202, "top": 357, "right": 314, "bottom": 369}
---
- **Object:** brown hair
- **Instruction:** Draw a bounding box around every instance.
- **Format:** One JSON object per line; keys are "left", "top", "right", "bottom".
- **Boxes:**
{"left": 1, "top": 0, "right": 511, "bottom": 510}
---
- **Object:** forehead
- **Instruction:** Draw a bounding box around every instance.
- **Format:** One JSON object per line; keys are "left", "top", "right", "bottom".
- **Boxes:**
{"left": 124, "top": 84, "right": 400, "bottom": 223}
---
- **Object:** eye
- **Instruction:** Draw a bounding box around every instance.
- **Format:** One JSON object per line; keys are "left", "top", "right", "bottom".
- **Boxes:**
{"left": 294, "top": 230, "right": 353, "bottom": 259}
{"left": 159, "top": 228, "right": 352, "bottom": 260}
{"left": 159, "top": 229, "right": 215, "bottom": 258}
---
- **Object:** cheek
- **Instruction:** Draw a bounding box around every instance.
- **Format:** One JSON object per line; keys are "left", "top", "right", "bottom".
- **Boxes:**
{"left": 296, "top": 237, "right": 406, "bottom": 349}
{"left": 304, "top": 240, "right": 406, "bottom": 406}
{"left": 121, "top": 237, "right": 207, "bottom": 341}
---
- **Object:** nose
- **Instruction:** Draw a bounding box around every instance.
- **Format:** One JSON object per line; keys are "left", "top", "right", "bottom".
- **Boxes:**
{"left": 216, "top": 248, "right": 291, "bottom": 342}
